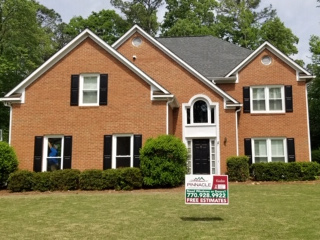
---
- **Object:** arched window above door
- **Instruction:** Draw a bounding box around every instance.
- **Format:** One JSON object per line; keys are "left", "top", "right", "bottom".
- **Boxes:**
{"left": 186, "top": 97, "right": 215, "bottom": 125}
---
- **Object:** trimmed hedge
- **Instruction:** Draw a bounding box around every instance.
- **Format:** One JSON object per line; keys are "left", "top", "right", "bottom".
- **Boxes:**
{"left": 226, "top": 156, "right": 250, "bottom": 182}
{"left": 7, "top": 170, "right": 34, "bottom": 192}
{"left": 79, "top": 169, "right": 104, "bottom": 190}
{"left": 6, "top": 167, "right": 143, "bottom": 192}
{"left": 140, "top": 135, "right": 188, "bottom": 188}
{"left": 0, "top": 142, "right": 19, "bottom": 186}
{"left": 251, "top": 162, "right": 320, "bottom": 181}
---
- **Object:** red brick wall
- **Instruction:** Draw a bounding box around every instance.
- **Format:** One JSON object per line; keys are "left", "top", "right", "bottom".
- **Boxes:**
{"left": 218, "top": 49, "right": 310, "bottom": 161}
{"left": 11, "top": 38, "right": 168, "bottom": 171}
{"left": 117, "top": 34, "right": 238, "bottom": 173}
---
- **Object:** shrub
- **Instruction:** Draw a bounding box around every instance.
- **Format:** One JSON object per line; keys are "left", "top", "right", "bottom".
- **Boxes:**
{"left": 50, "top": 169, "right": 80, "bottom": 191}
{"left": 251, "top": 162, "right": 320, "bottom": 181}
{"left": 79, "top": 169, "right": 104, "bottom": 190}
{"left": 7, "top": 170, "right": 34, "bottom": 192}
{"left": 140, "top": 135, "right": 188, "bottom": 188}
{"left": 226, "top": 156, "right": 250, "bottom": 182}
{"left": 117, "top": 168, "right": 143, "bottom": 191}
{"left": 0, "top": 142, "right": 19, "bottom": 186}
{"left": 102, "top": 169, "right": 120, "bottom": 189}
{"left": 312, "top": 149, "right": 320, "bottom": 164}
{"left": 33, "top": 172, "right": 52, "bottom": 192}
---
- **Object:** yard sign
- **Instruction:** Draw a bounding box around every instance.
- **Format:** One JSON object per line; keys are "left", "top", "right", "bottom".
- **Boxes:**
{"left": 185, "top": 175, "right": 229, "bottom": 205}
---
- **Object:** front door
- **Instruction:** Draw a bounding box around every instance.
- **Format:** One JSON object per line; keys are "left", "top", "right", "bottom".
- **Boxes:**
{"left": 193, "top": 139, "right": 210, "bottom": 174}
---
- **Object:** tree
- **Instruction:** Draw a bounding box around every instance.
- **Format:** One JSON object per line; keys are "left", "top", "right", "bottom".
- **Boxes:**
{"left": 308, "top": 35, "right": 320, "bottom": 149}
{"left": 64, "top": 9, "right": 130, "bottom": 45}
{"left": 110, "top": 0, "right": 164, "bottom": 35}
{"left": 0, "top": 0, "right": 58, "bottom": 142}
{"left": 161, "top": 0, "right": 218, "bottom": 37}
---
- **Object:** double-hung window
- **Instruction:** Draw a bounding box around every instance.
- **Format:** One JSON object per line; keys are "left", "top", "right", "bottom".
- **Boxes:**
{"left": 251, "top": 86, "right": 284, "bottom": 113}
{"left": 253, "top": 138, "right": 286, "bottom": 163}
{"left": 79, "top": 74, "right": 100, "bottom": 106}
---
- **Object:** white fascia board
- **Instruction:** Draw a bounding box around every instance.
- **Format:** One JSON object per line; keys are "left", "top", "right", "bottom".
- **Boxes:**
{"left": 5, "top": 28, "right": 169, "bottom": 98}
{"left": 113, "top": 25, "right": 239, "bottom": 104}
{"left": 225, "top": 41, "right": 312, "bottom": 78}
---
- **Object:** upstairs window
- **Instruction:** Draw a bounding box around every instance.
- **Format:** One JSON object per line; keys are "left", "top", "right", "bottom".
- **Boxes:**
{"left": 251, "top": 86, "right": 284, "bottom": 113}
{"left": 80, "top": 74, "right": 99, "bottom": 106}
{"left": 186, "top": 99, "right": 215, "bottom": 125}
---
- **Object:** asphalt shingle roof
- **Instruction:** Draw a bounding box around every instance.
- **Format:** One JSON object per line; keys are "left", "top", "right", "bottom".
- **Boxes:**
{"left": 157, "top": 36, "right": 253, "bottom": 78}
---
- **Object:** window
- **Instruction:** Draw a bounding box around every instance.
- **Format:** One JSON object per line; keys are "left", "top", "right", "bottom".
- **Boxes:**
{"left": 45, "top": 137, "right": 63, "bottom": 171}
{"left": 186, "top": 99, "right": 215, "bottom": 124}
{"left": 251, "top": 86, "right": 285, "bottom": 113}
{"left": 80, "top": 74, "right": 99, "bottom": 106}
{"left": 70, "top": 74, "right": 108, "bottom": 106}
{"left": 115, "top": 136, "right": 132, "bottom": 168}
{"left": 252, "top": 138, "right": 286, "bottom": 163}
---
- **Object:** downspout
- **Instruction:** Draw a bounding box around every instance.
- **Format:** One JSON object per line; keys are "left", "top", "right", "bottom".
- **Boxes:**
{"left": 235, "top": 107, "right": 241, "bottom": 156}
{"left": 166, "top": 98, "right": 175, "bottom": 135}
{"left": 305, "top": 85, "right": 312, "bottom": 161}
{"left": 3, "top": 102, "right": 12, "bottom": 144}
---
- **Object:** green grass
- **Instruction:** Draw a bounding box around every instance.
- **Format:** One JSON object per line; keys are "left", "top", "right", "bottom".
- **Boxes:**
{"left": 1, "top": 183, "right": 320, "bottom": 239}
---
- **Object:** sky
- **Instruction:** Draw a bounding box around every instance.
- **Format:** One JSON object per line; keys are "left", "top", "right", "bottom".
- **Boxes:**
{"left": 38, "top": 0, "right": 320, "bottom": 65}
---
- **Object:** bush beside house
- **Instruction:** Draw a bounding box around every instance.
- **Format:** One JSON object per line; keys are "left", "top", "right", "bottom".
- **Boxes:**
{"left": 0, "top": 142, "right": 18, "bottom": 186}
{"left": 226, "top": 156, "right": 250, "bottom": 182}
{"left": 140, "top": 135, "right": 188, "bottom": 188}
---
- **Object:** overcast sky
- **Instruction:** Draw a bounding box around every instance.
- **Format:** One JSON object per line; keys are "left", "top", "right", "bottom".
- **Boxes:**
{"left": 38, "top": 0, "right": 320, "bottom": 65}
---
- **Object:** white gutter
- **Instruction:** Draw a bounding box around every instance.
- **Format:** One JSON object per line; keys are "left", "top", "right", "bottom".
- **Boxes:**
{"left": 235, "top": 107, "right": 241, "bottom": 156}
{"left": 305, "top": 85, "right": 312, "bottom": 162}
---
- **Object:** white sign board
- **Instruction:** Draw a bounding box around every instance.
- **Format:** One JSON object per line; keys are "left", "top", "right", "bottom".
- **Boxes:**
{"left": 185, "top": 175, "right": 229, "bottom": 205}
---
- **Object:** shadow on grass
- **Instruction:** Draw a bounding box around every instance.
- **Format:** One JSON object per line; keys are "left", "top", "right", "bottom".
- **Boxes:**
{"left": 180, "top": 217, "right": 223, "bottom": 221}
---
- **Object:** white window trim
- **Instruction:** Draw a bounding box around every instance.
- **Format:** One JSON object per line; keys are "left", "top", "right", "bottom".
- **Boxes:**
{"left": 42, "top": 135, "right": 64, "bottom": 172}
{"left": 252, "top": 138, "right": 287, "bottom": 163}
{"left": 112, "top": 134, "right": 134, "bottom": 168}
{"left": 250, "top": 85, "right": 285, "bottom": 114}
{"left": 79, "top": 74, "right": 100, "bottom": 106}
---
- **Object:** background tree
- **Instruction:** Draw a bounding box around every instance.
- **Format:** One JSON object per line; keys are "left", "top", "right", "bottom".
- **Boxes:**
{"left": 110, "top": 0, "right": 163, "bottom": 35}
{"left": 161, "top": 0, "right": 218, "bottom": 37}
{"left": 308, "top": 35, "right": 320, "bottom": 150}
{"left": 63, "top": 9, "right": 130, "bottom": 45}
{"left": 0, "top": 0, "right": 59, "bottom": 142}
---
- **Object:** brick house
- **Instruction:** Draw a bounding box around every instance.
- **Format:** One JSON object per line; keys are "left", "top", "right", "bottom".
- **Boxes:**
{"left": 0, "top": 25, "right": 313, "bottom": 174}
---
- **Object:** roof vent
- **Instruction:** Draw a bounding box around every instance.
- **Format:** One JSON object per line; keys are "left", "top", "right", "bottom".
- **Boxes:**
{"left": 261, "top": 55, "right": 272, "bottom": 65}
{"left": 132, "top": 37, "right": 142, "bottom": 47}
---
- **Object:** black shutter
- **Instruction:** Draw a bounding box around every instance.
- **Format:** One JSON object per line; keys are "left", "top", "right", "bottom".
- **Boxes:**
{"left": 133, "top": 135, "right": 142, "bottom": 168}
{"left": 33, "top": 136, "right": 43, "bottom": 172}
{"left": 285, "top": 85, "right": 293, "bottom": 112}
{"left": 243, "top": 87, "right": 250, "bottom": 113}
{"left": 244, "top": 138, "right": 252, "bottom": 165}
{"left": 99, "top": 74, "right": 108, "bottom": 105}
{"left": 103, "top": 135, "right": 112, "bottom": 170}
{"left": 63, "top": 136, "right": 73, "bottom": 169}
{"left": 70, "top": 75, "right": 79, "bottom": 106}
{"left": 287, "top": 138, "right": 295, "bottom": 162}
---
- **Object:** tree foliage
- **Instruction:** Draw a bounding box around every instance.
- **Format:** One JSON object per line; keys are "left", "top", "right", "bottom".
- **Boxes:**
{"left": 64, "top": 9, "right": 130, "bottom": 45}
{"left": 308, "top": 35, "right": 320, "bottom": 149}
{"left": 0, "top": 141, "right": 18, "bottom": 185}
{"left": 111, "top": 0, "right": 163, "bottom": 35}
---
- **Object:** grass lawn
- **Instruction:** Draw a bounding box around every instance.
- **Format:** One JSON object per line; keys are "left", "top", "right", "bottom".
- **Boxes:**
{"left": 0, "top": 182, "right": 320, "bottom": 239}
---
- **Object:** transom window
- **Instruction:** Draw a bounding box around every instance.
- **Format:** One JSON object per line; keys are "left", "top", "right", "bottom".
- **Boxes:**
{"left": 253, "top": 138, "right": 286, "bottom": 163}
{"left": 186, "top": 99, "right": 215, "bottom": 124}
{"left": 79, "top": 74, "right": 100, "bottom": 106}
{"left": 251, "top": 86, "right": 284, "bottom": 113}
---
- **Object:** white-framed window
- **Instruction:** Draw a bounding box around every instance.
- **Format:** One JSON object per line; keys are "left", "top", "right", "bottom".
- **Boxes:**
{"left": 43, "top": 136, "right": 64, "bottom": 172}
{"left": 112, "top": 135, "right": 134, "bottom": 168}
{"left": 79, "top": 74, "right": 100, "bottom": 106}
{"left": 252, "top": 138, "right": 286, "bottom": 163}
{"left": 186, "top": 99, "right": 215, "bottom": 124}
{"left": 251, "top": 86, "right": 285, "bottom": 113}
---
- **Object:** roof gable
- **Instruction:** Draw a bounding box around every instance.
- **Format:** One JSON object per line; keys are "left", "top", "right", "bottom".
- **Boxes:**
{"left": 113, "top": 25, "right": 240, "bottom": 105}
{"left": 225, "top": 41, "right": 313, "bottom": 80}
{"left": 3, "top": 29, "right": 170, "bottom": 99}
